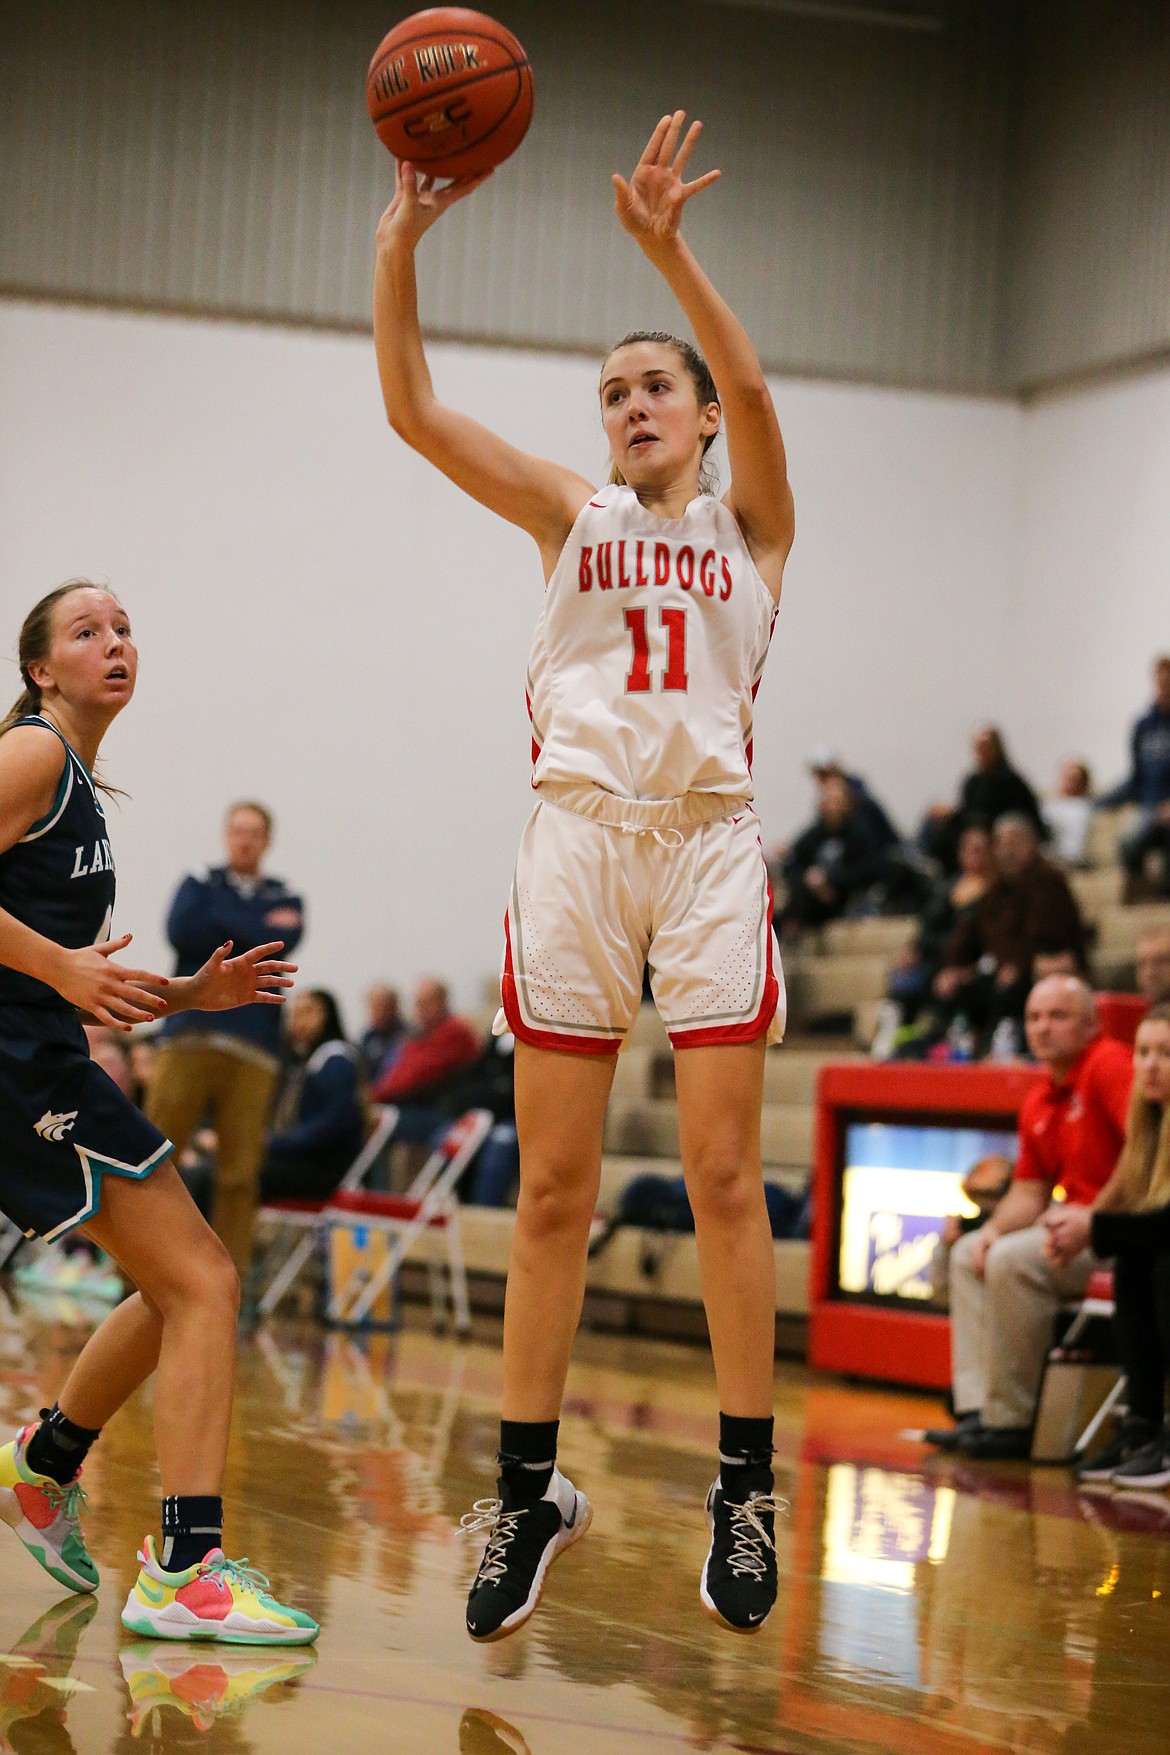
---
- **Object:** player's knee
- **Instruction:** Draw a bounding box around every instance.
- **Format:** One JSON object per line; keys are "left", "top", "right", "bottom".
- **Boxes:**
{"left": 517, "top": 1159, "right": 595, "bottom": 1242}
{"left": 686, "top": 1146, "right": 760, "bottom": 1227}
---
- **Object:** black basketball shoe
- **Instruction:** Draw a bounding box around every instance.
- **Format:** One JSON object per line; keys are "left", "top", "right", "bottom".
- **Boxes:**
{"left": 463, "top": 1468, "right": 591, "bottom": 1642}
{"left": 700, "top": 1472, "right": 786, "bottom": 1633}
{"left": 1076, "top": 1417, "right": 1158, "bottom": 1483}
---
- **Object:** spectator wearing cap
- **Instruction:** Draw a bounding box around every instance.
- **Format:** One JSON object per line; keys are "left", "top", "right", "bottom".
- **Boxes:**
{"left": 1101, "top": 656, "right": 1170, "bottom": 900}
{"left": 807, "top": 750, "right": 899, "bottom": 853}
{"left": 925, "top": 976, "right": 1132, "bottom": 1460}
{"left": 933, "top": 814, "right": 1085, "bottom": 1054}
{"left": 922, "top": 726, "right": 1046, "bottom": 873}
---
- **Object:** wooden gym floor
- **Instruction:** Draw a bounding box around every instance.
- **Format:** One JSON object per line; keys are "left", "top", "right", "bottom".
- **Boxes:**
{"left": 0, "top": 1293, "right": 1167, "bottom": 1754}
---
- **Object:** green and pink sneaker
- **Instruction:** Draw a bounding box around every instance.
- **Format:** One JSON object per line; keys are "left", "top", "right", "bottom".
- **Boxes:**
{"left": 0, "top": 1425, "right": 98, "bottom": 1593}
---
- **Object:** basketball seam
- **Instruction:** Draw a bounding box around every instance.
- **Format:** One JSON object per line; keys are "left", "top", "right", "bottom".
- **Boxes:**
{"left": 370, "top": 60, "right": 530, "bottom": 131}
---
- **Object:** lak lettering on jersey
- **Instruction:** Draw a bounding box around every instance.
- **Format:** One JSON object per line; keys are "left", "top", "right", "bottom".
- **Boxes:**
{"left": 71, "top": 839, "right": 114, "bottom": 879}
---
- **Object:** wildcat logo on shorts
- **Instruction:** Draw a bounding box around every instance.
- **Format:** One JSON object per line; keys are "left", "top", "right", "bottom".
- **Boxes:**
{"left": 34, "top": 1110, "right": 78, "bottom": 1143}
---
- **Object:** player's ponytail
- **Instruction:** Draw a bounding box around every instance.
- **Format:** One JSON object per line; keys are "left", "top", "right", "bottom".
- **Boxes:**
{"left": 1, "top": 580, "right": 127, "bottom": 798}
{"left": 601, "top": 332, "right": 721, "bottom": 495}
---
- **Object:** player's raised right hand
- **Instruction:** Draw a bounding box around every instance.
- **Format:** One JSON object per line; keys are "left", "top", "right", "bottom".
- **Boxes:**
{"left": 376, "top": 159, "right": 492, "bottom": 254}
{"left": 55, "top": 934, "right": 169, "bottom": 1032}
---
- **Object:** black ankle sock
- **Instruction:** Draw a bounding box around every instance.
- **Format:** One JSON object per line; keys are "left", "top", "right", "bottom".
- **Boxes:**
{"left": 25, "top": 1405, "right": 100, "bottom": 1486}
{"left": 498, "top": 1419, "right": 559, "bottom": 1502}
{"left": 719, "top": 1413, "right": 774, "bottom": 1488}
{"left": 160, "top": 1495, "right": 223, "bottom": 1572}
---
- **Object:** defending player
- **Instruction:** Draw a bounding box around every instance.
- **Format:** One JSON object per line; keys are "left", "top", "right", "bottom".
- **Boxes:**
{"left": 0, "top": 581, "right": 318, "bottom": 1645}
{"left": 373, "top": 113, "right": 794, "bottom": 1638}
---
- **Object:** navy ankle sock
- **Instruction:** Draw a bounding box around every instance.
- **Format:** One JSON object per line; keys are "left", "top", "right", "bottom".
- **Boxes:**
{"left": 719, "top": 1413, "right": 774, "bottom": 1490}
{"left": 25, "top": 1405, "right": 100, "bottom": 1486}
{"left": 160, "top": 1495, "right": 223, "bottom": 1572}
{"left": 498, "top": 1419, "right": 559, "bottom": 1502}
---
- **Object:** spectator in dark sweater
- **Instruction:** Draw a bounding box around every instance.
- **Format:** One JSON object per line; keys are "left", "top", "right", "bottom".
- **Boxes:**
{"left": 1047, "top": 1005, "right": 1170, "bottom": 1486}
{"left": 359, "top": 983, "right": 406, "bottom": 1080}
{"left": 879, "top": 821, "right": 996, "bottom": 1044}
{"left": 372, "top": 977, "right": 480, "bottom": 1143}
{"left": 922, "top": 727, "right": 1045, "bottom": 872}
{"left": 1102, "top": 656, "right": 1170, "bottom": 899}
{"left": 934, "top": 814, "right": 1085, "bottom": 1053}
{"left": 259, "top": 990, "right": 364, "bottom": 1203}
{"left": 775, "top": 773, "right": 886, "bottom": 939}
{"left": 146, "top": 801, "right": 305, "bottom": 1274}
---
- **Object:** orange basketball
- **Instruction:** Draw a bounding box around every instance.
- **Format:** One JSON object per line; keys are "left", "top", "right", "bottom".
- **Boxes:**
{"left": 366, "top": 9, "right": 534, "bottom": 180}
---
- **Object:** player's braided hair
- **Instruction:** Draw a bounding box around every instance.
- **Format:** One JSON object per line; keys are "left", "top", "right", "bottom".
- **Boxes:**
{"left": 601, "top": 331, "right": 721, "bottom": 495}
{"left": 1, "top": 580, "right": 125, "bottom": 796}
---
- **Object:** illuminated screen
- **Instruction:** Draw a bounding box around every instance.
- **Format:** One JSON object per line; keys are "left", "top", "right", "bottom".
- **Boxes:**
{"left": 838, "top": 1120, "right": 1017, "bottom": 1305}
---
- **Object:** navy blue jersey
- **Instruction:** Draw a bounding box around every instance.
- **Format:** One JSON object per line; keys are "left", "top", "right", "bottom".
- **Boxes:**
{"left": 0, "top": 715, "right": 115, "bottom": 1012}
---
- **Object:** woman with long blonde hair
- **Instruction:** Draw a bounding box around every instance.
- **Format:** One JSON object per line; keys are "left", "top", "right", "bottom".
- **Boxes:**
{"left": 1075, "top": 1004, "right": 1170, "bottom": 1487}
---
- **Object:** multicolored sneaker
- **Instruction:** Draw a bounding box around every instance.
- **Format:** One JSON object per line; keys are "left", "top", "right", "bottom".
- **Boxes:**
{"left": 0, "top": 1596, "right": 97, "bottom": 1747}
{"left": 119, "top": 1641, "right": 317, "bottom": 1733}
{"left": 700, "top": 1473, "right": 787, "bottom": 1633}
{"left": 121, "top": 1537, "right": 319, "bottom": 1645}
{"left": 0, "top": 1426, "right": 98, "bottom": 1593}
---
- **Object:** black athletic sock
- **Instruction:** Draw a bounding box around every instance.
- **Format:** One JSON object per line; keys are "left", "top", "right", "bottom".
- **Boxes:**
{"left": 160, "top": 1495, "right": 224, "bottom": 1573}
{"left": 719, "top": 1413, "right": 775, "bottom": 1494}
{"left": 498, "top": 1419, "right": 559, "bottom": 1503}
{"left": 24, "top": 1405, "right": 100, "bottom": 1486}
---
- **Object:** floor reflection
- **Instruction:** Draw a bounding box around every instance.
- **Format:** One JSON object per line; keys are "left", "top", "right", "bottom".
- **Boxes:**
{"left": 0, "top": 1292, "right": 1166, "bottom": 1753}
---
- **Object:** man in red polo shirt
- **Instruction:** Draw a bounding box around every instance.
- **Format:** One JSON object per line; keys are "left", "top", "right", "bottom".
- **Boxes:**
{"left": 926, "top": 975, "right": 1132, "bottom": 1459}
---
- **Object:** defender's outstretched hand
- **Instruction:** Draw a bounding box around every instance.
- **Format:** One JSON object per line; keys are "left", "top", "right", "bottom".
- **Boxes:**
{"left": 182, "top": 940, "right": 297, "bottom": 1012}
{"left": 376, "top": 159, "right": 493, "bottom": 254}
{"left": 613, "top": 113, "right": 720, "bottom": 253}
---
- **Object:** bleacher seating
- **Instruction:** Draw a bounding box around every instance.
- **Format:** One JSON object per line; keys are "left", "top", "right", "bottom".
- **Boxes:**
{"left": 405, "top": 808, "right": 1168, "bottom": 1346}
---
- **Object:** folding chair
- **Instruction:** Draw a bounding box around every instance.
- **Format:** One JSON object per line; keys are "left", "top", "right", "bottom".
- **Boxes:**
{"left": 256, "top": 1104, "right": 399, "bottom": 1318}
{"left": 323, "top": 1107, "right": 493, "bottom": 1334}
{"left": 1032, "top": 1268, "right": 1122, "bottom": 1462}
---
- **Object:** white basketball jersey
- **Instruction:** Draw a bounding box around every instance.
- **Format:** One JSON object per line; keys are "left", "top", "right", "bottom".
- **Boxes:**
{"left": 526, "top": 485, "right": 777, "bottom": 802}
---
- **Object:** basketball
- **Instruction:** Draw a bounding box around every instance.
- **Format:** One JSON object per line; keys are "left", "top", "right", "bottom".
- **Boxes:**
{"left": 366, "top": 8, "right": 534, "bottom": 180}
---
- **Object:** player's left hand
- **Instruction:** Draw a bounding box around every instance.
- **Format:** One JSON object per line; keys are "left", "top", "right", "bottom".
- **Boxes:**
{"left": 613, "top": 112, "right": 720, "bottom": 252}
{"left": 187, "top": 940, "right": 297, "bottom": 1011}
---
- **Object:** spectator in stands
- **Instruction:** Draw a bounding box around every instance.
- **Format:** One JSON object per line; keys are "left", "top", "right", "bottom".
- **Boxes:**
{"left": 359, "top": 983, "right": 405, "bottom": 1080}
{"left": 1137, "top": 928, "right": 1170, "bottom": 1007}
{"left": 1042, "top": 759, "right": 1095, "bottom": 868}
{"left": 258, "top": 990, "right": 365, "bottom": 1203}
{"left": 807, "top": 750, "right": 899, "bottom": 851}
{"left": 933, "top": 814, "right": 1085, "bottom": 1056}
{"left": 875, "top": 821, "right": 995, "bottom": 1054}
{"left": 921, "top": 726, "right": 1045, "bottom": 872}
{"left": 371, "top": 977, "right": 480, "bottom": 1142}
{"left": 1051, "top": 1004, "right": 1170, "bottom": 1488}
{"left": 775, "top": 772, "right": 886, "bottom": 939}
{"left": 925, "top": 975, "right": 1132, "bottom": 1459}
{"left": 146, "top": 800, "right": 305, "bottom": 1275}
{"left": 1100, "top": 655, "right": 1170, "bottom": 899}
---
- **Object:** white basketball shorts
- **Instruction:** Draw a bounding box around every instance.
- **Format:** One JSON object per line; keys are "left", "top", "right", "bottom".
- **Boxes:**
{"left": 500, "top": 795, "right": 785, "bottom": 1055}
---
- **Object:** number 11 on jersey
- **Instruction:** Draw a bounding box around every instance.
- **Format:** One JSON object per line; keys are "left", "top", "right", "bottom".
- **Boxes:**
{"left": 624, "top": 606, "right": 689, "bottom": 694}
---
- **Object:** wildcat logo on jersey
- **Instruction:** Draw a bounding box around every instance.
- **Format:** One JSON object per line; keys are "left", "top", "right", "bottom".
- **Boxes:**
{"left": 34, "top": 1110, "right": 78, "bottom": 1142}
{"left": 70, "top": 839, "right": 114, "bottom": 879}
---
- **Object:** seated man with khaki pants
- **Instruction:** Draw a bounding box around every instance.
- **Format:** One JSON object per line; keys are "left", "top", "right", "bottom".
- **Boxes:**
{"left": 148, "top": 802, "right": 305, "bottom": 1277}
{"left": 925, "top": 975, "right": 1132, "bottom": 1460}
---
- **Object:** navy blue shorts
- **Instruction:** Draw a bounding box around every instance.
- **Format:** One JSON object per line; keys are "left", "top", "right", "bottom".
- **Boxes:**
{"left": 0, "top": 1006, "right": 172, "bottom": 1242}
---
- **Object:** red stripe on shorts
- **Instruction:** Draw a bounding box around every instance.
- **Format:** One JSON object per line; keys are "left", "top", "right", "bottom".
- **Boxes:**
{"left": 668, "top": 880, "right": 780, "bottom": 1050}
{"left": 501, "top": 911, "right": 623, "bottom": 1057}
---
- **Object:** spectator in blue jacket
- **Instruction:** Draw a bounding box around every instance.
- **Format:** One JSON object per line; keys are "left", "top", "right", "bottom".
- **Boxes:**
{"left": 146, "top": 801, "right": 305, "bottom": 1274}
{"left": 259, "top": 991, "right": 365, "bottom": 1203}
{"left": 1102, "top": 657, "right": 1170, "bottom": 899}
